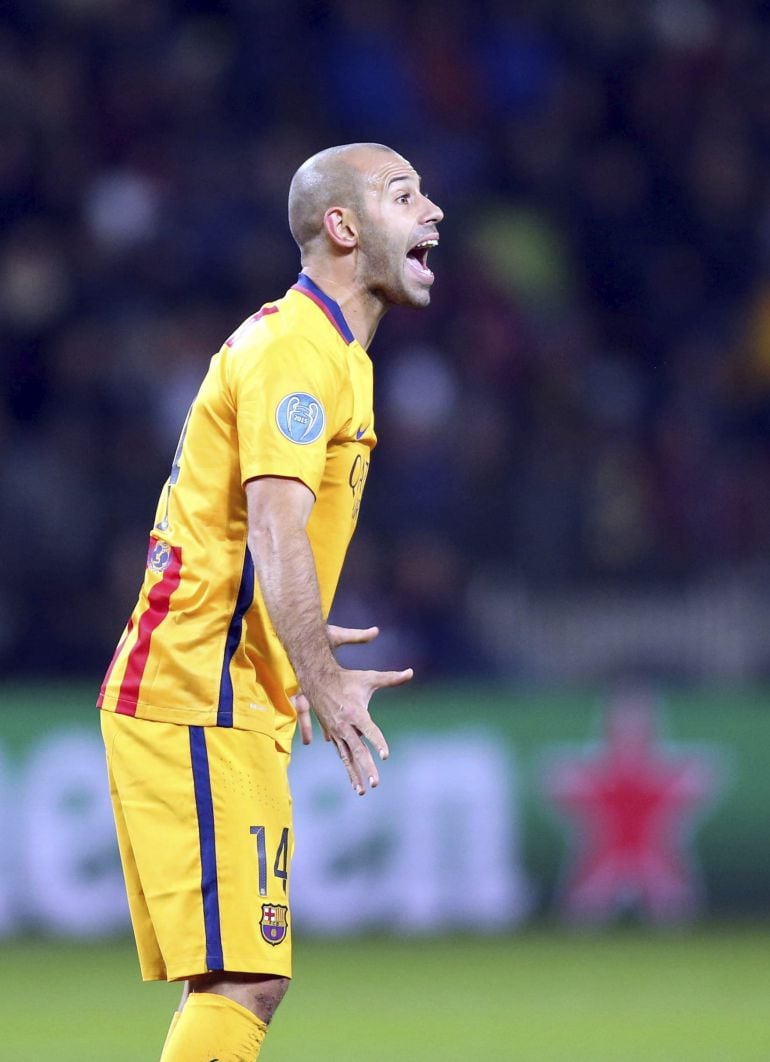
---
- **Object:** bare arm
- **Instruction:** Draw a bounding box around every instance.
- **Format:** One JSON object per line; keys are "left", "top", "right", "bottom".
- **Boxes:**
{"left": 247, "top": 476, "right": 336, "bottom": 692}
{"left": 246, "top": 476, "right": 412, "bottom": 794}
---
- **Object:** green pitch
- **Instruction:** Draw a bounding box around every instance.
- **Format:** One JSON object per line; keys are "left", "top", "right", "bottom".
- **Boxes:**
{"left": 4, "top": 928, "right": 770, "bottom": 1060}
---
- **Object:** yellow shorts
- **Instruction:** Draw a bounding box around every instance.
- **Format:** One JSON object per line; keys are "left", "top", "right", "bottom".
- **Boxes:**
{"left": 101, "top": 711, "right": 294, "bottom": 982}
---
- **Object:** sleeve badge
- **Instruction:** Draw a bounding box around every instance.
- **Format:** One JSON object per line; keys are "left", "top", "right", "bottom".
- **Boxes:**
{"left": 275, "top": 392, "right": 325, "bottom": 444}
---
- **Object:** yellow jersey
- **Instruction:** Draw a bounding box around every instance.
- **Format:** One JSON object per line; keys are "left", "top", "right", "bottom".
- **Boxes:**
{"left": 98, "top": 273, "right": 376, "bottom": 751}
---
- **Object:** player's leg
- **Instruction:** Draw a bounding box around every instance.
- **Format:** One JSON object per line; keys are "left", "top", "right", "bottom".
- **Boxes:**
{"left": 102, "top": 714, "right": 295, "bottom": 1060}
{"left": 159, "top": 982, "right": 189, "bottom": 1057}
{"left": 104, "top": 713, "right": 194, "bottom": 1053}
{"left": 189, "top": 971, "right": 289, "bottom": 1023}
{"left": 101, "top": 714, "right": 169, "bottom": 980}
{"left": 161, "top": 973, "right": 289, "bottom": 1060}
{"left": 159, "top": 723, "right": 295, "bottom": 1059}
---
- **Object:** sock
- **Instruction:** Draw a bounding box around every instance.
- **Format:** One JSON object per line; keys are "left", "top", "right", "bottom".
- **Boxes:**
{"left": 159, "top": 992, "right": 268, "bottom": 1062}
{"left": 160, "top": 1010, "right": 182, "bottom": 1056}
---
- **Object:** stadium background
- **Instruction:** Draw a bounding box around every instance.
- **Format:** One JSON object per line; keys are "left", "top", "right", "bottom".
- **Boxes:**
{"left": 2, "top": 0, "right": 770, "bottom": 1058}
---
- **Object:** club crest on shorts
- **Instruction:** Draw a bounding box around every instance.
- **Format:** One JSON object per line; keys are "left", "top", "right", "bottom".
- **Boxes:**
{"left": 147, "top": 539, "right": 172, "bottom": 573}
{"left": 275, "top": 392, "right": 325, "bottom": 444}
{"left": 260, "top": 903, "right": 289, "bottom": 946}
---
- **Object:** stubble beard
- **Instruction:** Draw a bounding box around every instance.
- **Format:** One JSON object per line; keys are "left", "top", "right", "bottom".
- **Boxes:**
{"left": 359, "top": 223, "right": 430, "bottom": 310}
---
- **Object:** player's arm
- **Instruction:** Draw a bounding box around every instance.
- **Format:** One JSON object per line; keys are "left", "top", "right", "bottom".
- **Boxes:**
{"left": 245, "top": 476, "right": 413, "bottom": 794}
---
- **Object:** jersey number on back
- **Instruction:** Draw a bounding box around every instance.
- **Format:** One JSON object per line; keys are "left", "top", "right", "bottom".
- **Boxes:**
{"left": 155, "top": 404, "right": 193, "bottom": 532}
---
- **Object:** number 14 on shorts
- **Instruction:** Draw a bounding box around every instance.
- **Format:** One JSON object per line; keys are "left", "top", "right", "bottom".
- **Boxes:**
{"left": 251, "top": 825, "right": 290, "bottom": 896}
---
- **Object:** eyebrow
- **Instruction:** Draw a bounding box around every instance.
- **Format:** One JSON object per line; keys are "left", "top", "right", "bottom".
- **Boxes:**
{"left": 385, "top": 172, "right": 420, "bottom": 189}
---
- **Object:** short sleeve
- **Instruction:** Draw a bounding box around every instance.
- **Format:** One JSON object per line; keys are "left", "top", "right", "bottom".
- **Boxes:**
{"left": 229, "top": 336, "right": 342, "bottom": 495}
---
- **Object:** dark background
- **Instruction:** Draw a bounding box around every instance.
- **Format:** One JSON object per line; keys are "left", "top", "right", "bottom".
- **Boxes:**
{"left": 3, "top": 0, "right": 770, "bottom": 684}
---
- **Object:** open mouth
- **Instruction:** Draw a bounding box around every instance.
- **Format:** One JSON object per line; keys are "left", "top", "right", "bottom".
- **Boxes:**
{"left": 406, "top": 238, "right": 438, "bottom": 283}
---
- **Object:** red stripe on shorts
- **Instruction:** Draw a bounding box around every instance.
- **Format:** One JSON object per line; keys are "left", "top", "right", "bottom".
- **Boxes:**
{"left": 115, "top": 544, "right": 183, "bottom": 715}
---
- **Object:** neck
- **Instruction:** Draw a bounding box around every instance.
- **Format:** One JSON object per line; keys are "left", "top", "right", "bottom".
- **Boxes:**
{"left": 299, "top": 265, "right": 388, "bottom": 349}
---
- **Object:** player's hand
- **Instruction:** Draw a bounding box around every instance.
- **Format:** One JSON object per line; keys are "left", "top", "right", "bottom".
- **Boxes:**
{"left": 294, "top": 625, "right": 381, "bottom": 746}
{"left": 307, "top": 663, "right": 413, "bottom": 796}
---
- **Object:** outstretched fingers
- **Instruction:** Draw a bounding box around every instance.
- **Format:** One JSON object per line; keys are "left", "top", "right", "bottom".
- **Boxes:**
{"left": 327, "top": 624, "right": 379, "bottom": 648}
{"left": 368, "top": 667, "right": 414, "bottom": 690}
{"left": 358, "top": 716, "right": 389, "bottom": 762}
{"left": 293, "top": 693, "right": 313, "bottom": 745}
{"left": 313, "top": 662, "right": 412, "bottom": 794}
{"left": 333, "top": 732, "right": 380, "bottom": 795}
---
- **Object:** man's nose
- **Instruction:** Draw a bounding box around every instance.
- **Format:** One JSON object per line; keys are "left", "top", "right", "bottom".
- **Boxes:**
{"left": 422, "top": 196, "right": 443, "bottom": 225}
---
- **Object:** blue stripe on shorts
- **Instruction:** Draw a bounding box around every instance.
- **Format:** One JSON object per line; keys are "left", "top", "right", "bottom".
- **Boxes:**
{"left": 189, "top": 725, "right": 224, "bottom": 970}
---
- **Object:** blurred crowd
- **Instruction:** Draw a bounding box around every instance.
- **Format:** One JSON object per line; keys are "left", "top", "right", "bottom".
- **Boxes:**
{"left": 3, "top": 0, "right": 770, "bottom": 679}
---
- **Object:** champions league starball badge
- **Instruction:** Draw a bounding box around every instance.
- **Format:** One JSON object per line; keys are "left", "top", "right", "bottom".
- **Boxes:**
{"left": 260, "top": 903, "right": 289, "bottom": 945}
{"left": 276, "top": 392, "right": 325, "bottom": 444}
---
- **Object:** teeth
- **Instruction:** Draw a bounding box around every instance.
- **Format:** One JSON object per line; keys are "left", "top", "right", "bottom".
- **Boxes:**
{"left": 413, "top": 240, "right": 438, "bottom": 250}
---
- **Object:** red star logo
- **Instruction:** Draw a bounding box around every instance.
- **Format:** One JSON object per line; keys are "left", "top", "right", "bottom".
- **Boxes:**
{"left": 542, "top": 695, "right": 723, "bottom": 923}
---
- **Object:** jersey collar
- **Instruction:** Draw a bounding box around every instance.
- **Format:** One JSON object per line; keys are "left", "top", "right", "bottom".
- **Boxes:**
{"left": 291, "top": 273, "right": 355, "bottom": 346}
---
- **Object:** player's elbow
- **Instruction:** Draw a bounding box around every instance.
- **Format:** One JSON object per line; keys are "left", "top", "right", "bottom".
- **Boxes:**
{"left": 247, "top": 519, "right": 280, "bottom": 570}
{"left": 247, "top": 511, "right": 308, "bottom": 576}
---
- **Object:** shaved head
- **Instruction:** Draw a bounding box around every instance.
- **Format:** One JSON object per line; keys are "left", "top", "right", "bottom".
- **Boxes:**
{"left": 286, "top": 141, "right": 442, "bottom": 323}
{"left": 288, "top": 143, "right": 401, "bottom": 255}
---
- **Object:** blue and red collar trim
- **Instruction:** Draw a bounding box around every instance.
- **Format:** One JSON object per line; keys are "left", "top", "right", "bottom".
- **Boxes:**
{"left": 291, "top": 273, "right": 355, "bottom": 345}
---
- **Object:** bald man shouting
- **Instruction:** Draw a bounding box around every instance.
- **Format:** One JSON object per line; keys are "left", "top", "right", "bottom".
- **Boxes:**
{"left": 97, "top": 143, "right": 443, "bottom": 1060}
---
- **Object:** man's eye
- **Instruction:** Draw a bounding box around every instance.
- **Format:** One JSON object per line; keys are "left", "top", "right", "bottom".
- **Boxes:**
{"left": 397, "top": 194, "right": 411, "bottom": 204}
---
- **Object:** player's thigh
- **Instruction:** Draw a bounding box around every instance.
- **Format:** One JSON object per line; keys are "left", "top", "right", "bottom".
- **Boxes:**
{"left": 205, "top": 726, "right": 294, "bottom": 974}
{"left": 102, "top": 711, "right": 210, "bottom": 978}
{"left": 102, "top": 711, "right": 294, "bottom": 979}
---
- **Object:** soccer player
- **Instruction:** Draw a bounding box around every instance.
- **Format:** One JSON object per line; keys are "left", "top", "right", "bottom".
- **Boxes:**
{"left": 98, "top": 143, "right": 443, "bottom": 1060}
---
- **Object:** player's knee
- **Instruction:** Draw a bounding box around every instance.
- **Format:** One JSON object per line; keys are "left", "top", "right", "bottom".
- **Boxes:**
{"left": 190, "top": 973, "right": 290, "bottom": 1025}
{"left": 247, "top": 974, "right": 290, "bottom": 1024}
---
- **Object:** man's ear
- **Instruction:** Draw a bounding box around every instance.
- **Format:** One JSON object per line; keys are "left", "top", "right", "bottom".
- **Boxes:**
{"left": 323, "top": 207, "right": 358, "bottom": 250}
